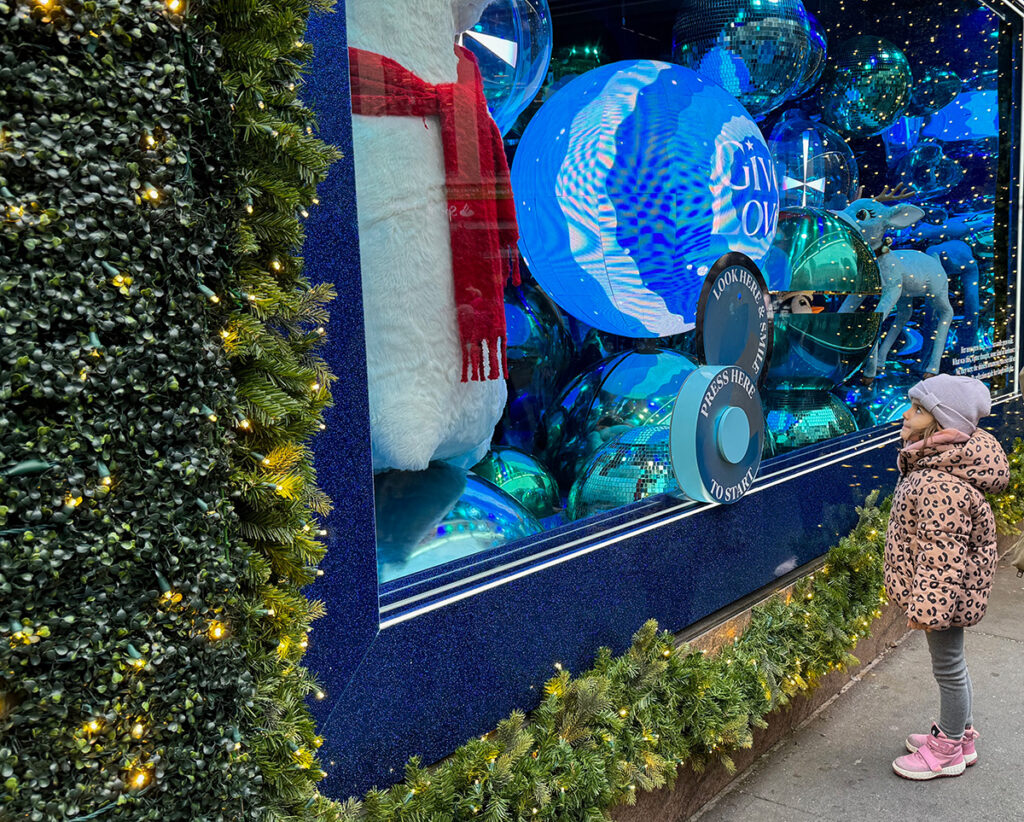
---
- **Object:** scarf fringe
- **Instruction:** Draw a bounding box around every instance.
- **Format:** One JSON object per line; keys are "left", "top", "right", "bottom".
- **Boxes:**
{"left": 462, "top": 337, "right": 507, "bottom": 383}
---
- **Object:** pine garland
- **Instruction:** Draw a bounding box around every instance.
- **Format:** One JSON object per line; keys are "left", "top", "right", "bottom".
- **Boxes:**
{"left": 336, "top": 442, "right": 1024, "bottom": 821}
{"left": 195, "top": 0, "right": 341, "bottom": 817}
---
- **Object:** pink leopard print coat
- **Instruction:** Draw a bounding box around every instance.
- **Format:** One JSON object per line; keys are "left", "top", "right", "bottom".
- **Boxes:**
{"left": 884, "top": 428, "right": 1009, "bottom": 629}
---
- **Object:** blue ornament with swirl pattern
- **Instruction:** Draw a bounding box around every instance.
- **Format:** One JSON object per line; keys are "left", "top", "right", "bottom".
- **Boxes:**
{"left": 512, "top": 60, "right": 779, "bottom": 339}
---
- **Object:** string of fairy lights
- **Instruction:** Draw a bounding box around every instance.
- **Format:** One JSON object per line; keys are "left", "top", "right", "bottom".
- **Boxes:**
{"left": 5, "top": 0, "right": 335, "bottom": 806}
{"left": 813, "top": 0, "right": 1001, "bottom": 207}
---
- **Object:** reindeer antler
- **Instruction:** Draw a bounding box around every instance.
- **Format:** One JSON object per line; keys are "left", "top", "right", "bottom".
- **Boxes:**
{"left": 855, "top": 182, "right": 916, "bottom": 203}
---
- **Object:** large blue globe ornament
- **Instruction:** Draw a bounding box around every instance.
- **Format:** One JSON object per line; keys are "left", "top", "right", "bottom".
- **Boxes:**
{"left": 671, "top": 0, "right": 816, "bottom": 119}
{"left": 793, "top": 10, "right": 828, "bottom": 98}
{"left": 472, "top": 446, "right": 561, "bottom": 520}
{"left": 498, "top": 279, "right": 574, "bottom": 453}
{"left": 459, "top": 0, "right": 553, "bottom": 136}
{"left": 880, "top": 116, "right": 924, "bottom": 165}
{"left": 769, "top": 111, "right": 859, "bottom": 211}
{"left": 821, "top": 37, "right": 913, "bottom": 138}
{"left": 763, "top": 391, "right": 858, "bottom": 454}
{"left": 544, "top": 347, "right": 697, "bottom": 488}
{"left": 761, "top": 208, "right": 881, "bottom": 391}
{"left": 512, "top": 60, "right": 780, "bottom": 338}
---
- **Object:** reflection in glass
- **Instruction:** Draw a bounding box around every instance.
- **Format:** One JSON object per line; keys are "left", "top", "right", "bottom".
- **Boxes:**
{"left": 375, "top": 465, "right": 542, "bottom": 584}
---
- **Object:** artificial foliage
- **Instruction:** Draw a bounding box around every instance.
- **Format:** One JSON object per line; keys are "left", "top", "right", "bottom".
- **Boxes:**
{"left": 335, "top": 446, "right": 1024, "bottom": 821}
{"left": 1, "top": 0, "right": 339, "bottom": 819}
{"left": 989, "top": 437, "right": 1024, "bottom": 535}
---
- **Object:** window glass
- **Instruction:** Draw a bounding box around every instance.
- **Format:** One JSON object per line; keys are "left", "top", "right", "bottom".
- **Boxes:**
{"left": 348, "top": 0, "right": 1014, "bottom": 586}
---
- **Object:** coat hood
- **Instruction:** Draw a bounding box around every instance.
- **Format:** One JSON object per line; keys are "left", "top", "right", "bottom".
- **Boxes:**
{"left": 899, "top": 427, "right": 1009, "bottom": 495}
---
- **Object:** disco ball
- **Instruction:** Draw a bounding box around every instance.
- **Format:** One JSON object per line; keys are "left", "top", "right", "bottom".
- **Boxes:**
{"left": 840, "top": 372, "right": 916, "bottom": 428}
{"left": 472, "top": 446, "right": 561, "bottom": 519}
{"left": 821, "top": 37, "right": 913, "bottom": 138}
{"left": 544, "top": 347, "right": 697, "bottom": 488}
{"left": 894, "top": 141, "right": 964, "bottom": 200}
{"left": 761, "top": 208, "right": 881, "bottom": 391}
{"left": 459, "top": 0, "right": 553, "bottom": 136}
{"left": 671, "top": 0, "right": 815, "bottom": 119}
{"left": 374, "top": 463, "right": 542, "bottom": 583}
{"left": 764, "top": 391, "right": 858, "bottom": 454}
{"left": 512, "top": 60, "right": 779, "bottom": 338}
{"left": 793, "top": 9, "right": 827, "bottom": 98}
{"left": 567, "top": 425, "right": 677, "bottom": 521}
{"left": 908, "top": 67, "right": 961, "bottom": 116}
{"left": 768, "top": 110, "right": 859, "bottom": 211}
{"left": 497, "top": 279, "right": 575, "bottom": 452}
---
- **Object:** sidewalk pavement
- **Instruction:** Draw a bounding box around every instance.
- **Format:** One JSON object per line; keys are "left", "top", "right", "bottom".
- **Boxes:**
{"left": 695, "top": 553, "right": 1024, "bottom": 822}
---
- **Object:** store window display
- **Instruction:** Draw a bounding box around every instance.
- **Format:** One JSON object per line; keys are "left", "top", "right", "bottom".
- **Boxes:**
{"left": 349, "top": 0, "right": 1014, "bottom": 586}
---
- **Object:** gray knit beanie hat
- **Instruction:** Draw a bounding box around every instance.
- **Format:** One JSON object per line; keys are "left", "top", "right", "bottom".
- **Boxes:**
{"left": 907, "top": 374, "right": 991, "bottom": 435}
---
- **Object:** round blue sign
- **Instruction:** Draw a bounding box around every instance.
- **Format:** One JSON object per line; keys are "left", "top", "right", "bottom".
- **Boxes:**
{"left": 512, "top": 60, "right": 780, "bottom": 338}
{"left": 670, "top": 365, "right": 764, "bottom": 504}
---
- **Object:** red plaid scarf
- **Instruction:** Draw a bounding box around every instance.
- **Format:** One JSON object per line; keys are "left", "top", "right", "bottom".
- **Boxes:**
{"left": 349, "top": 44, "right": 520, "bottom": 381}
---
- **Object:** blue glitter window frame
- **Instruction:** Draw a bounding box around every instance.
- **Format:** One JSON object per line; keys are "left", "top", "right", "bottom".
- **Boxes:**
{"left": 301, "top": 1, "right": 1024, "bottom": 797}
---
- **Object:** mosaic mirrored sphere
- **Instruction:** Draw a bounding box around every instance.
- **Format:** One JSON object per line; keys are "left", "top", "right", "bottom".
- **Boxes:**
{"left": 567, "top": 425, "right": 677, "bottom": 521}
{"left": 544, "top": 347, "right": 697, "bottom": 488}
{"left": 793, "top": 10, "right": 827, "bottom": 98}
{"left": 671, "top": 0, "right": 814, "bottom": 118}
{"left": 762, "top": 208, "right": 881, "bottom": 390}
{"left": 769, "top": 110, "right": 859, "bottom": 211}
{"left": 821, "top": 37, "right": 913, "bottom": 138}
{"left": 498, "top": 279, "right": 575, "bottom": 452}
{"left": 894, "top": 141, "right": 964, "bottom": 200}
{"left": 839, "top": 372, "right": 916, "bottom": 428}
{"left": 460, "top": 0, "right": 553, "bottom": 136}
{"left": 764, "top": 391, "right": 858, "bottom": 454}
{"left": 375, "top": 464, "right": 542, "bottom": 583}
{"left": 512, "top": 60, "right": 779, "bottom": 338}
{"left": 908, "top": 67, "right": 961, "bottom": 116}
{"left": 472, "top": 446, "right": 561, "bottom": 519}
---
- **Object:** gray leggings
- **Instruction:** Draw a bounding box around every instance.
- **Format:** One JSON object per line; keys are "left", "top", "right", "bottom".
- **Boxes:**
{"left": 926, "top": 627, "right": 973, "bottom": 739}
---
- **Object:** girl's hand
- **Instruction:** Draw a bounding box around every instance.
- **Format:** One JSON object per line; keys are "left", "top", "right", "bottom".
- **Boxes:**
{"left": 907, "top": 617, "right": 931, "bottom": 631}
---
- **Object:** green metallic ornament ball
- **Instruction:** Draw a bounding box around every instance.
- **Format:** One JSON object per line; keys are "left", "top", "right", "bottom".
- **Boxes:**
{"left": 472, "top": 446, "right": 561, "bottom": 520}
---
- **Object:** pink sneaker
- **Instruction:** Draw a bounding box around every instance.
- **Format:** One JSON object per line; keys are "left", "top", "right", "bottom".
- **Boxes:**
{"left": 906, "top": 725, "right": 978, "bottom": 766}
{"left": 893, "top": 727, "right": 965, "bottom": 780}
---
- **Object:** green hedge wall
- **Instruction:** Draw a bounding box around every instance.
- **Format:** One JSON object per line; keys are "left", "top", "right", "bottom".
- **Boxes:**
{"left": 1, "top": 1, "right": 338, "bottom": 819}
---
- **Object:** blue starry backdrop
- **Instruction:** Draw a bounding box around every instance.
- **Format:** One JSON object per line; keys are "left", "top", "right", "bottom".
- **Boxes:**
{"left": 371, "top": 0, "right": 1014, "bottom": 587}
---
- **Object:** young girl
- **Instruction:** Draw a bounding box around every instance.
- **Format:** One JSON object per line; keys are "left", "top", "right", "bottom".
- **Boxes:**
{"left": 885, "top": 374, "right": 1009, "bottom": 780}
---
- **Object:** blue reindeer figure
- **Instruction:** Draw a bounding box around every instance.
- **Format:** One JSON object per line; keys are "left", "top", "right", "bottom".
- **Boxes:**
{"left": 837, "top": 197, "right": 953, "bottom": 384}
